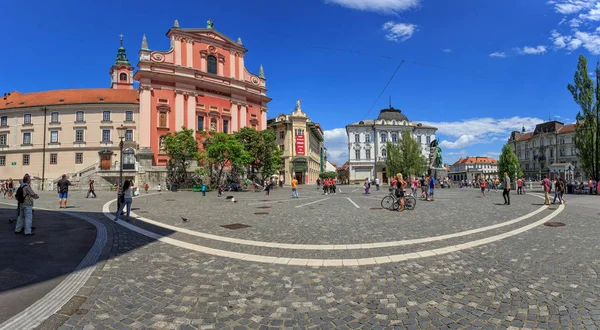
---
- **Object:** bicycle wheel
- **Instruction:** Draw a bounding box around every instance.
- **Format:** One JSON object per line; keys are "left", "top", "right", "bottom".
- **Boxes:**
{"left": 392, "top": 201, "right": 400, "bottom": 211}
{"left": 381, "top": 196, "right": 395, "bottom": 210}
{"left": 405, "top": 196, "right": 416, "bottom": 210}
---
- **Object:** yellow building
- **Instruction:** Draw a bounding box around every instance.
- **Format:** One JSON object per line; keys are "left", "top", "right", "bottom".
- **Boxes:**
{"left": 267, "top": 101, "right": 324, "bottom": 184}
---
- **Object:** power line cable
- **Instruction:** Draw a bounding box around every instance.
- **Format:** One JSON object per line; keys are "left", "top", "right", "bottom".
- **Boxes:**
{"left": 363, "top": 60, "right": 405, "bottom": 120}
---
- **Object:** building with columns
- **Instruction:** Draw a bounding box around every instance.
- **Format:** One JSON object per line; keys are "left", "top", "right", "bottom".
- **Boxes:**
{"left": 449, "top": 157, "right": 498, "bottom": 181}
{"left": 134, "top": 19, "right": 271, "bottom": 167}
{"left": 345, "top": 106, "right": 437, "bottom": 183}
{"left": 267, "top": 101, "right": 324, "bottom": 185}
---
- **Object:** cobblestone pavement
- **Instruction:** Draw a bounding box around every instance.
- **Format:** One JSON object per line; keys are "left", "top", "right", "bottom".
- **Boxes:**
{"left": 8, "top": 187, "right": 600, "bottom": 329}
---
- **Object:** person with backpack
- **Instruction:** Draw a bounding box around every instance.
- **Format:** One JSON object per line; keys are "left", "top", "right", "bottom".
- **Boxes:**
{"left": 14, "top": 174, "right": 39, "bottom": 235}
{"left": 114, "top": 180, "right": 133, "bottom": 222}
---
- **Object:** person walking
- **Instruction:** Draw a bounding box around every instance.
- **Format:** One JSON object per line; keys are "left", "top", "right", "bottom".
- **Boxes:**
{"left": 87, "top": 180, "right": 97, "bottom": 198}
{"left": 427, "top": 175, "right": 436, "bottom": 201}
{"left": 521, "top": 177, "right": 526, "bottom": 194}
{"left": 552, "top": 177, "right": 562, "bottom": 204}
{"left": 364, "top": 177, "right": 370, "bottom": 195}
{"left": 542, "top": 175, "right": 551, "bottom": 205}
{"left": 265, "top": 179, "right": 271, "bottom": 196}
{"left": 7, "top": 178, "right": 14, "bottom": 199}
{"left": 560, "top": 178, "right": 566, "bottom": 204}
{"left": 502, "top": 172, "right": 511, "bottom": 205}
{"left": 291, "top": 176, "right": 299, "bottom": 198}
{"left": 57, "top": 174, "right": 75, "bottom": 208}
{"left": 157, "top": 184, "right": 162, "bottom": 194}
{"left": 375, "top": 177, "right": 380, "bottom": 191}
{"left": 420, "top": 176, "right": 426, "bottom": 198}
{"left": 144, "top": 183, "right": 149, "bottom": 193}
{"left": 480, "top": 177, "right": 487, "bottom": 197}
{"left": 412, "top": 177, "right": 418, "bottom": 197}
{"left": 114, "top": 180, "right": 133, "bottom": 221}
{"left": 395, "top": 173, "right": 406, "bottom": 211}
{"left": 14, "top": 174, "right": 38, "bottom": 235}
{"left": 517, "top": 177, "right": 523, "bottom": 195}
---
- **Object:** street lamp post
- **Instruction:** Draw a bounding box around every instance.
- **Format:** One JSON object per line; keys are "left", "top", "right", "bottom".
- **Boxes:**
{"left": 116, "top": 125, "right": 127, "bottom": 212}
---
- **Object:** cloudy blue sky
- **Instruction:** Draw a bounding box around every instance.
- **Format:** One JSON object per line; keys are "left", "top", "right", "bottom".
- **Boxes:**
{"left": 2, "top": 0, "right": 599, "bottom": 165}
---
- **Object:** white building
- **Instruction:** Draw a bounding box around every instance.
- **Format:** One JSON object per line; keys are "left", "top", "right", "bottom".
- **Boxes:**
{"left": 508, "top": 121, "right": 582, "bottom": 181}
{"left": 345, "top": 106, "right": 437, "bottom": 183}
{"left": 449, "top": 157, "right": 498, "bottom": 181}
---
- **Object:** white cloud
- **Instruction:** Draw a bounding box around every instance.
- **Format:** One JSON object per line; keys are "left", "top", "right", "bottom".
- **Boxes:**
{"left": 547, "top": 1, "right": 600, "bottom": 55}
{"left": 382, "top": 21, "right": 417, "bottom": 42}
{"left": 420, "top": 116, "right": 545, "bottom": 149}
{"left": 548, "top": 0, "right": 596, "bottom": 14}
{"left": 439, "top": 135, "right": 477, "bottom": 149}
{"left": 489, "top": 51, "right": 506, "bottom": 58}
{"left": 517, "top": 45, "right": 547, "bottom": 55}
{"left": 325, "top": 0, "right": 420, "bottom": 14}
{"left": 323, "top": 128, "right": 349, "bottom": 165}
{"left": 443, "top": 48, "right": 452, "bottom": 53}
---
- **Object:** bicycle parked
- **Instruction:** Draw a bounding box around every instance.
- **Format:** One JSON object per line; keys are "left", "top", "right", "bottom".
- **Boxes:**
{"left": 380, "top": 187, "right": 416, "bottom": 211}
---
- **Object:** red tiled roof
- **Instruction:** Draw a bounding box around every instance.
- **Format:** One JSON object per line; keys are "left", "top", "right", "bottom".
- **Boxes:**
{"left": 557, "top": 124, "right": 576, "bottom": 133}
{"left": 1, "top": 89, "right": 139, "bottom": 110}
{"left": 453, "top": 156, "right": 497, "bottom": 165}
{"left": 517, "top": 132, "right": 534, "bottom": 141}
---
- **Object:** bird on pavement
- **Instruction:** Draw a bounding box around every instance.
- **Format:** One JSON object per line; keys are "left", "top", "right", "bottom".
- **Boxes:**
{"left": 181, "top": 217, "right": 190, "bottom": 222}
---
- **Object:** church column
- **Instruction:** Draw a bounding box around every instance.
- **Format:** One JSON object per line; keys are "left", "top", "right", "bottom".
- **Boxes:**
{"left": 200, "top": 51, "right": 207, "bottom": 71}
{"left": 186, "top": 39, "right": 193, "bottom": 68}
{"left": 231, "top": 102, "right": 238, "bottom": 132}
{"left": 237, "top": 53, "right": 245, "bottom": 79}
{"left": 240, "top": 104, "right": 247, "bottom": 128}
{"left": 174, "top": 37, "right": 182, "bottom": 66}
{"left": 218, "top": 55, "right": 225, "bottom": 76}
{"left": 139, "top": 86, "right": 152, "bottom": 149}
{"left": 229, "top": 52, "right": 236, "bottom": 78}
{"left": 175, "top": 90, "right": 184, "bottom": 129}
{"left": 261, "top": 108, "right": 267, "bottom": 130}
{"left": 186, "top": 92, "right": 197, "bottom": 131}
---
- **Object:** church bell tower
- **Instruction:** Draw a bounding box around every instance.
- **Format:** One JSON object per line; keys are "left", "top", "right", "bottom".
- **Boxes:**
{"left": 110, "top": 34, "right": 134, "bottom": 90}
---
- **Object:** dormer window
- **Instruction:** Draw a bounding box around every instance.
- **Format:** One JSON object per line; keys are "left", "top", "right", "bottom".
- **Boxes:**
{"left": 207, "top": 55, "right": 217, "bottom": 74}
{"left": 119, "top": 72, "right": 127, "bottom": 81}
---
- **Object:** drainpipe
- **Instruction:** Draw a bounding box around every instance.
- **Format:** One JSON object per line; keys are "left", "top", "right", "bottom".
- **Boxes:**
{"left": 41, "top": 107, "right": 48, "bottom": 190}
{"left": 372, "top": 125, "right": 377, "bottom": 181}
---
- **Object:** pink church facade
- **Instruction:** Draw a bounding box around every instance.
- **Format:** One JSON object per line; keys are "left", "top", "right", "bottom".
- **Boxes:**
{"left": 134, "top": 19, "right": 271, "bottom": 166}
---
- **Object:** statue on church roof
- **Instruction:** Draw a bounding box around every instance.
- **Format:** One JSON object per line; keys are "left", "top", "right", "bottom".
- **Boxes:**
{"left": 295, "top": 99, "right": 302, "bottom": 111}
{"left": 237, "top": 37, "right": 243, "bottom": 45}
{"left": 207, "top": 19, "right": 214, "bottom": 29}
{"left": 141, "top": 34, "right": 148, "bottom": 50}
{"left": 173, "top": 19, "right": 180, "bottom": 28}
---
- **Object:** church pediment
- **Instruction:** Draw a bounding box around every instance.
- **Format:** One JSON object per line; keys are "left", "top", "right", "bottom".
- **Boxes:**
{"left": 175, "top": 28, "right": 245, "bottom": 51}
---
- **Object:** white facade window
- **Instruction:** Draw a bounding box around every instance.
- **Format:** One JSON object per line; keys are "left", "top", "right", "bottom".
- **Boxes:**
{"left": 50, "top": 153, "right": 57, "bottom": 164}
{"left": 75, "top": 153, "right": 83, "bottom": 164}
{"left": 51, "top": 112, "right": 59, "bottom": 123}
{"left": 355, "top": 149, "right": 360, "bottom": 160}
{"left": 126, "top": 111, "right": 134, "bottom": 121}
{"left": 0, "top": 134, "right": 6, "bottom": 146}
{"left": 103, "top": 111, "right": 111, "bottom": 121}
{"left": 50, "top": 131, "right": 59, "bottom": 143}
{"left": 417, "top": 135, "right": 422, "bottom": 143}
{"left": 365, "top": 133, "right": 371, "bottom": 143}
{"left": 23, "top": 154, "right": 30, "bottom": 165}
{"left": 426, "top": 136, "right": 431, "bottom": 144}
{"left": 125, "top": 130, "right": 133, "bottom": 141}
{"left": 102, "top": 130, "right": 111, "bottom": 142}
{"left": 380, "top": 133, "right": 387, "bottom": 143}
{"left": 23, "top": 132, "right": 31, "bottom": 145}
{"left": 0, "top": 156, "right": 5, "bottom": 166}
{"left": 355, "top": 134, "right": 360, "bottom": 143}
{"left": 366, "top": 149, "right": 371, "bottom": 160}
{"left": 391, "top": 133, "right": 397, "bottom": 143}
{"left": 0, "top": 116, "right": 7, "bottom": 127}
{"left": 382, "top": 149, "right": 387, "bottom": 158}
{"left": 76, "top": 111, "right": 84, "bottom": 122}
{"left": 76, "top": 130, "right": 84, "bottom": 142}
{"left": 24, "top": 113, "right": 31, "bottom": 124}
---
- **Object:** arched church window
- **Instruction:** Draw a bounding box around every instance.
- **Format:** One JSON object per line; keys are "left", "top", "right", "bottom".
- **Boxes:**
{"left": 119, "top": 72, "right": 127, "bottom": 81}
{"left": 207, "top": 56, "right": 217, "bottom": 74}
{"left": 382, "top": 149, "right": 387, "bottom": 158}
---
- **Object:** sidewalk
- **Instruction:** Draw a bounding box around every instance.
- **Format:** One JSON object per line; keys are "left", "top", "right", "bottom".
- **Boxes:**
{"left": 0, "top": 205, "right": 96, "bottom": 324}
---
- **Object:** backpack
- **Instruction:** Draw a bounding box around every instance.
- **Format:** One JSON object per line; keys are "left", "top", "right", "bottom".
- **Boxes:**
{"left": 15, "top": 184, "right": 27, "bottom": 203}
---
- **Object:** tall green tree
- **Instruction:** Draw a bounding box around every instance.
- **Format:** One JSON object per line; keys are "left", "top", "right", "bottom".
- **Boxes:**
{"left": 234, "top": 128, "right": 283, "bottom": 181}
{"left": 163, "top": 127, "right": 200, "bottom": 182}
{"left": 498, "top": 144, "right": 523, "bottom": 182}
{"left": 201, "top": 133, "right": 251, "bottom": 185}
{"left": 385, "top": 131, "right": 427, "bottom": 179}
{"left": 567, "top": 54, "right": 600, "bottom": 179}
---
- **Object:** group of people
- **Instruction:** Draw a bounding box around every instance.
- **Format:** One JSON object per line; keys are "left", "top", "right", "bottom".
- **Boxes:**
{"left": 541, "top": 175, "right": 567, "bottom": 205}
{"left": 322, "top": 178, "right": 337, "bottom": 195}
{"left": 1, "top": 178, "right": 15, "bottom": 199}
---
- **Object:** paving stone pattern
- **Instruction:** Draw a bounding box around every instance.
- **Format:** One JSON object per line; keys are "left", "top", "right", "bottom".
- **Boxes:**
{"left": 21, "top": 188, "right": 600, "bottom": 329}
